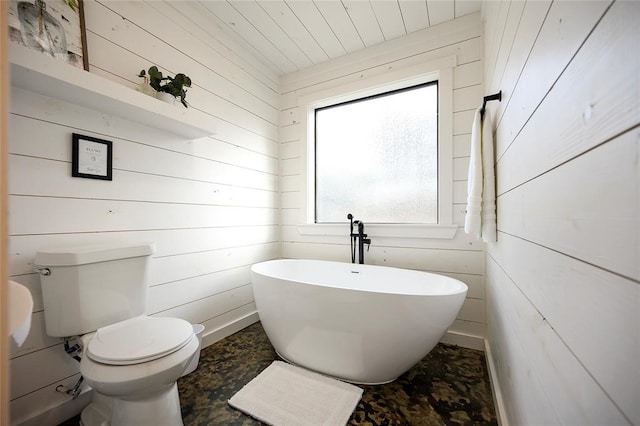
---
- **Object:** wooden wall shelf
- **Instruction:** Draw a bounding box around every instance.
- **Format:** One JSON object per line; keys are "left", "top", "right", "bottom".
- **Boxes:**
{"left": 9, "top": 46, "right": 216, "bottom": 139}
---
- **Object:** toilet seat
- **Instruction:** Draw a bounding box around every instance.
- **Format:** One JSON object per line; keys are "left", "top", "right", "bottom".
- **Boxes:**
{"left": 87, "top": 316, "right": 194, "bottom": 365}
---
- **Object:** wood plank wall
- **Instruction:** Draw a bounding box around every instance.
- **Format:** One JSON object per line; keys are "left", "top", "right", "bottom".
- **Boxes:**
{"left": 482, "top": 0, "right": 639, "bottom": 424}
{"left": 279, "top": 13, "right": 486, "bottom": 349}
{"left": 7, "top": 1, "right": 279, "bottom": 424}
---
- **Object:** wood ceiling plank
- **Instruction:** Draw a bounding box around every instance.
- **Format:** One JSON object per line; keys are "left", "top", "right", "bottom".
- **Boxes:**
{"left": 286, "top": 0, "right": 347, "bottom": 60}
{"left": 314, "top": 0, "right": 365, "bottom": 53}
{"left": 342, "top": 0, "right": 385, "bottom": 47}
{"left": 233, "top": 0, "right": 313, "bottom": 69}
{"left": 427, "top": 0, "right": 454, "bottom": 26}
{"left": 259, "top": 0, "right": 329, "bottom": 65}
{"left": 398, "top": 0, "right": 430, "bottom": 33}
{"left": 455, "top": 0, "right": 483, "bottom": 18}
{"left": 200, "top": 0, "right": 298, "bottom": 74}
{"left": 370, "top": 1, "right": 406, "bottom": 41}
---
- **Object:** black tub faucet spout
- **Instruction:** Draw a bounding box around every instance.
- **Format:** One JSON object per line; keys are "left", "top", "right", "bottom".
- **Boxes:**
{"left": 347, "top": 213, "right": 371, "bottom": 264}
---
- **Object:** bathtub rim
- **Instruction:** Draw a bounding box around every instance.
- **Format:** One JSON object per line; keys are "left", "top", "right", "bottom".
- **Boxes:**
{"left": 251, "top": 258, "right": 468, "bottom": 297}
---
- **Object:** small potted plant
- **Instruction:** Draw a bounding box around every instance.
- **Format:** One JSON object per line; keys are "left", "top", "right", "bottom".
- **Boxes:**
{"left": 138, "top": 66, "right": 192, "bottom": 108}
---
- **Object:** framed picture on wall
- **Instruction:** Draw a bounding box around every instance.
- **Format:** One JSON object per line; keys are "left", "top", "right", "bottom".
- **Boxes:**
{"left": 7, "top": 0, "right": 89, "bottom": 70}
{"left": 72, "top": 133, "right": 113, "bottom": 181}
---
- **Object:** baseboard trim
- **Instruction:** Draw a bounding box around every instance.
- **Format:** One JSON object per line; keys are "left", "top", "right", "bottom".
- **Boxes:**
{"left": 484, "top": 339, "right": 509, "bottom": 426}
{"left": 15, "top": 387, "right": 91, "bottom": 426}
{"left": 201, "top": 311, "right": 260, "bottom": 349}
{"left": 440, "top": 330, "right": 484, "bottom": 351}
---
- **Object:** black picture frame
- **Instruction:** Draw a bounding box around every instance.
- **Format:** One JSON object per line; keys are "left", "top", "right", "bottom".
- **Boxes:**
{"left": 72, "top": 133, "right": 113, "bottom": 180}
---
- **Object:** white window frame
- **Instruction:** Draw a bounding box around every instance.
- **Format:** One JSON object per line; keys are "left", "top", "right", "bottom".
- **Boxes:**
{"left": 297, "top": 56, "right": 458, "bottom": 239}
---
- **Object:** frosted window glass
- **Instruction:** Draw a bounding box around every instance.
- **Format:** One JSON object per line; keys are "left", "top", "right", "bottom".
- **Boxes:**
{"left": 315, "top": 82, "right": 438, "bottom": 223}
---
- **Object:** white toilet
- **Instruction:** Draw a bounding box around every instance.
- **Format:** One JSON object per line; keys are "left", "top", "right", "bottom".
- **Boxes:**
{"left": 36, "top": 243, "right": 199, "bottom": 426}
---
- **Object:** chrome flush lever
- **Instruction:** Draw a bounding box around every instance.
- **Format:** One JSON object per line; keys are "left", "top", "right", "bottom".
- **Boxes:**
{"left": 35, "top": 267, "right": 51, "bottom": 276}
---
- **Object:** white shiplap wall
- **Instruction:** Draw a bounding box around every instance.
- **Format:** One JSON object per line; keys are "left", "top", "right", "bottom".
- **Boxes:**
{"left": 482, "top": 0, "right": 639, "bottom": 424}
{"left": 7, "top": 1, "right": 279, "bottom": 424}
{"left": 279, "top": 13, "right": 486, "bottom": 349}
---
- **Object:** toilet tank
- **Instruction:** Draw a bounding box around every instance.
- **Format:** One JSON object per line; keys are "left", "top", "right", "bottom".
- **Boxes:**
{"left": 35, "top": 243, "right": 155, "bottom": 337}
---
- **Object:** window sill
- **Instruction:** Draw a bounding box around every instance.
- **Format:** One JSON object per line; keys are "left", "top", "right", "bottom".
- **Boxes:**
{"left": 297, "top": 224, "right": 458, "bottom": 240}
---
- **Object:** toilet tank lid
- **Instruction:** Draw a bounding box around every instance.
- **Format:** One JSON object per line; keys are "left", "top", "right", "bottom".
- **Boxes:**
{"left": 35, "top": 243, "right": 155, "bottom": 266}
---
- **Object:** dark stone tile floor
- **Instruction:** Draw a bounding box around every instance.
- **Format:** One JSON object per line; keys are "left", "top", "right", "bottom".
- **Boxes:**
{"left": 60, "top": 321, "right": 497, "bottom": 425}
{"left": 180, "top": 322, "right": 496, "bottom": 425}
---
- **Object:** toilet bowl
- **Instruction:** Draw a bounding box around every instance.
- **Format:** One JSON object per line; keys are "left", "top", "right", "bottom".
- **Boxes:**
{"left": 79, "top": 316, "right": 198, "bottom": 426}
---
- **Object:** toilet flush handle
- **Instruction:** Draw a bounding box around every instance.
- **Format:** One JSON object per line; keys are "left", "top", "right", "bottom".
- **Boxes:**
{"left": 34, "top": 267, "right": 51, "bottom": 276}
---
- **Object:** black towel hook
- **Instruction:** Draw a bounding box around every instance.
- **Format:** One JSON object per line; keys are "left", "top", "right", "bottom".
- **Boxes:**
{"left": 481, "top": 91, "right": 502, "bottom": 118}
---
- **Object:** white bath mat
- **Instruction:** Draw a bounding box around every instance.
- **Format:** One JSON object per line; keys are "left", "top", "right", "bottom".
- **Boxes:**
{"left": 228, "top": 361, "right": 363, "bottom": 426}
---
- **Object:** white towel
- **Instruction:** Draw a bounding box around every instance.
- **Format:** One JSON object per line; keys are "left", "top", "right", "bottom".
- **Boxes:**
{"left": 465, "top": 108, "right": 497, "bottom": 242}
{"left": 481, "top": 110, "right": 497, "bottom": 242}
{"left": 465, "top": 108, "right": 483, "bottom": 237}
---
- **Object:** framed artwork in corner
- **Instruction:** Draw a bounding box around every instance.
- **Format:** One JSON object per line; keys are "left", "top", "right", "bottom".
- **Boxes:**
{"left": 7, "top": 0, "right": 90, "bottom": 70}
{"left": 72, "top": 133, "right": 113, "bottom": 181}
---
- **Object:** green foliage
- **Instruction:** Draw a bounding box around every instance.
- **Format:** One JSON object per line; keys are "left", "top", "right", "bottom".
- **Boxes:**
{"left": 138, "top": 67, "right": 192, "bottom": 108}
{"left": 160, "top": 74, "right": 192, "bottom": 108}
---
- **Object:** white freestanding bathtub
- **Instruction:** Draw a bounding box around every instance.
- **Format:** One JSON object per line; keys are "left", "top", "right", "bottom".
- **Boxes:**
{"left": 251, "top": 259, "right": 468, "bottom": 384}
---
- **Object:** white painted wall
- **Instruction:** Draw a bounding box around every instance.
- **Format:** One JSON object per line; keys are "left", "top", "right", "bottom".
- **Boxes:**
{"left": 279, "top": 13, "right": 486, "bottom": 350}
{"left": 482, "top": 1, "right": 639, "bottom": 424}
{"left": 7, "top": 1, "right": 278, "bottom": 424}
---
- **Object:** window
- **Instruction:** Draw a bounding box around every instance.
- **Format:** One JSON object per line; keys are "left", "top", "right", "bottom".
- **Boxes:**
{"left": 314, "top": 82, "right": 438, "bottom": 224}
{"left": 298, "top": 57, "right": 457, "bottom": 239}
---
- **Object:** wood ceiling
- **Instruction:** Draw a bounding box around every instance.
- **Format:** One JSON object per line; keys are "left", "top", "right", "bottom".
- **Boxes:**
{"left": 184, "top": 1, "right": 481, "bottom": 76}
